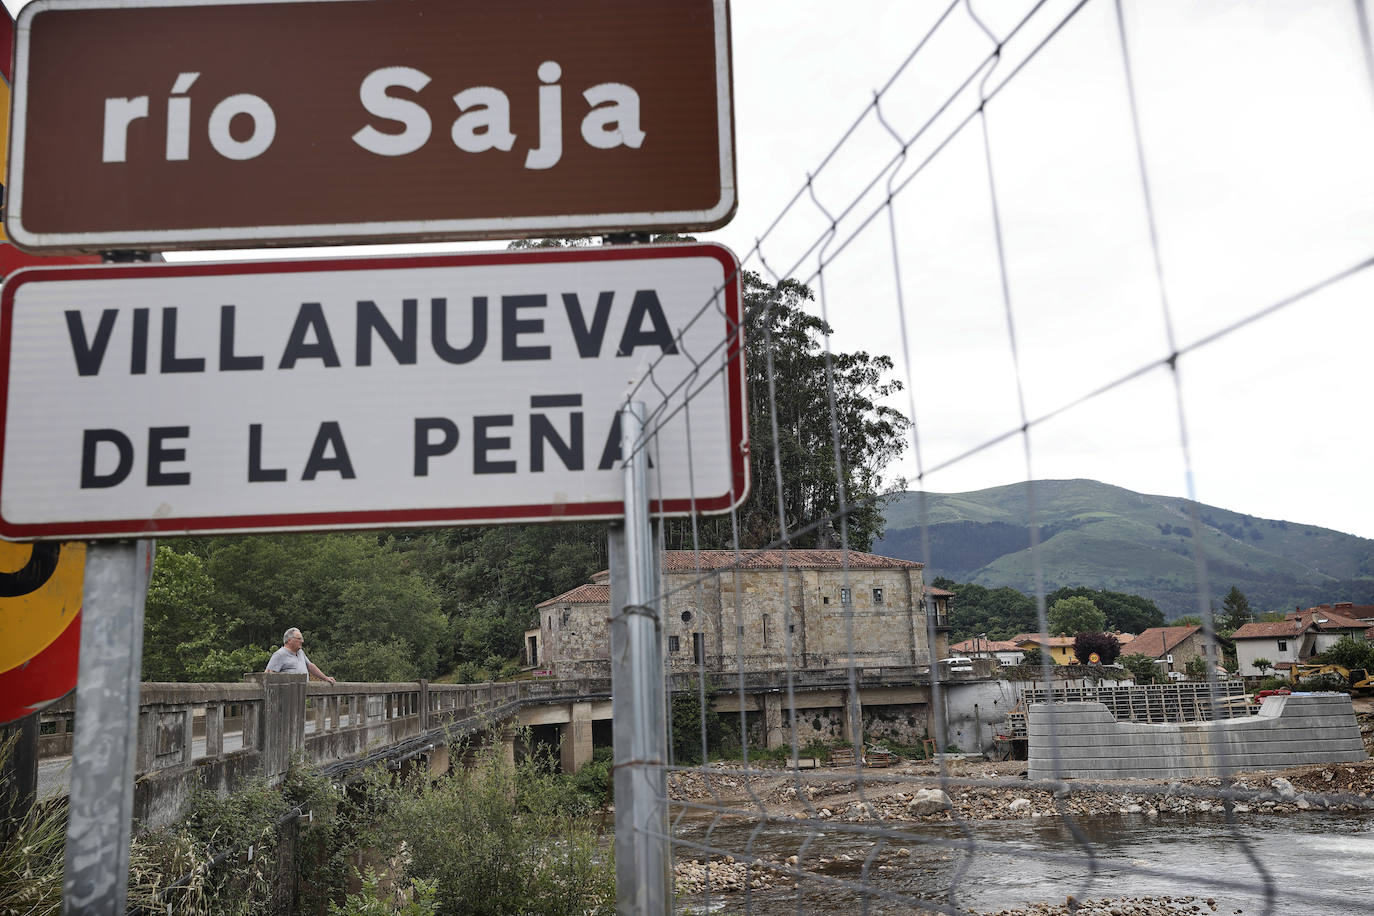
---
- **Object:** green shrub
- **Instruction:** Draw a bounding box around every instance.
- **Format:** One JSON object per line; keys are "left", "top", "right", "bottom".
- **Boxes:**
{"left": 329, "top": 867, "right": 437, "bottom": 916}
{"left": 388, "top": 745, "right": 614, "bottom": 916}
{"left": 1295, "top": 673, "right": 1350, "bottom": 693}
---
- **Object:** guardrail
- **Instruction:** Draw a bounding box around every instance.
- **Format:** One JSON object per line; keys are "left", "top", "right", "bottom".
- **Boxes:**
{"left": 34, "top": 665, "right": 984, "bottom": 828}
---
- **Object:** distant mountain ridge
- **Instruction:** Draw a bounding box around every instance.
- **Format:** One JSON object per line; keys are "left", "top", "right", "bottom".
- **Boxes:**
{"left": 874, "top": 479, "right": 1374, "bottom": 619}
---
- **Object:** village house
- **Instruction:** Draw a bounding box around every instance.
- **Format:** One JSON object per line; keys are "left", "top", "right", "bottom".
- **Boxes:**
{"left": 1232, "top": 605, "right": 1370, "bottom": 676}
{"left": 949, "top": 637, "right": 1025, "bottom": 666}
{"left": 530, "top": 550, "right": 951, "bottom": 677}
{"left": 1010, "top": 633, "right": 1078, "bottom": 665}
{"left": 1124, "top": 625, "right": 1229, "bottom": 677}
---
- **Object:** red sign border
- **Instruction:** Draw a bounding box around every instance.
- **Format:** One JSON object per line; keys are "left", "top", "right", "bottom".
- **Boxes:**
{"left": 0, "top": 243, "right": 749, "bottom": 540}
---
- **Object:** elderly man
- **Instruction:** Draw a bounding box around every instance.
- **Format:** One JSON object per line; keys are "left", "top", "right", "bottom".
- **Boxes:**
{"left": 265, "top": 627, "right": 336, "bottom": 683}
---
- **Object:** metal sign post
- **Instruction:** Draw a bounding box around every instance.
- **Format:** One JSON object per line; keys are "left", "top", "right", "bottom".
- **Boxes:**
{"left": 61, "top": 539, "right": 153, "bottom": 915}
{"left": 609, "top": 402, "right": 670, "bottom": 914}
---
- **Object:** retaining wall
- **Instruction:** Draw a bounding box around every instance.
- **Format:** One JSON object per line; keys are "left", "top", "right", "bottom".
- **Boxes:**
{"left": 1028, "top": 692, "right": 1367, "bottom": 780}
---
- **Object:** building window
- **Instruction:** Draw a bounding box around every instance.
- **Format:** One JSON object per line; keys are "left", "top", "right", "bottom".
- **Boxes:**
{"left": 762, "top": 614, "right": 771, "bottom": 647}
{"left": 872, "top": 588, "right": 884, "bottom": 605}
{"left": 561, "top": 610, "right": 570, "bottom": 626}
{"left": 789, "top": 624, "right": 797, "bottom": 634}
{"left": 822, "top": 596, "right": 830, "bottom": 605}
{"left": 668, "top": 635, "right": 680, "bottom": 653}
{"left": 681, "top": 611, "right": 693, "bottom": 623}
{"left": 840, "top": 588, "right": 851, "bottom": 605}
{"left": 693, "top": 633, "right": 705, "bottom": 665}
{"left": 736, "top": 625, "right": 744, "bottom": 636}
{"left": 1277, "top": 639, "right": 1287, "bottom": 651}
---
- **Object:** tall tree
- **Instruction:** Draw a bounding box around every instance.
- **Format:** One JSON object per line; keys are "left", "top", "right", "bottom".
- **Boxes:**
{"left": 667, "top": 272, "right": 910, "bottom": 552}
{"left": 1046, "top": 586, "right": 1163, "bottom": 633}
{"left": 1218, "top": 586, "right": 1252, "bottom": 633}
{"left": 1047, "top": 596, "right": 1106, "bottom": 636}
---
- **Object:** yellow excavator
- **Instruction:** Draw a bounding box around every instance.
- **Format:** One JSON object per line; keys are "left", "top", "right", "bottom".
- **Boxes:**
{"left": 1289, "top": 663, "right": 1374, "bottom": 694}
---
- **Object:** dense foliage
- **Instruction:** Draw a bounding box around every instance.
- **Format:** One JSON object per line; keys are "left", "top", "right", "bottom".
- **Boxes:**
{"left": 1072, "top": 632, "right": 1122, "bottom": 665}
{"left": 1047, "top": 597, "right": 1106, "bottom": 636}
{"left": 1119, "top": 653, "right": 1160, "bottom": 685}
{"left": 1315, "top": 635, "right": 1374, "bottom": 672}
{"left": 665, "top": 271, "right": 910, "bottom": 553}
{"left": 937, "top": 579, "right": 1165, "bottom": 641}
{"left": 141, "top": 528, "right": 606, "bottom": 683}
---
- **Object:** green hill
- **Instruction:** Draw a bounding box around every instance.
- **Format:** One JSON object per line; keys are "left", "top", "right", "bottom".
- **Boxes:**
{"left": 875, "top": 479, "right": 1374, "bottom": 619}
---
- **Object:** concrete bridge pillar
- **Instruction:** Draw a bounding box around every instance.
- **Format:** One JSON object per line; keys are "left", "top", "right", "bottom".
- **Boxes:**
{"left": 842, "top": 688, "right": 864, "bottom": 751}
{"left": 560, "top": 701, "right": 594, "bottom": 773}
{"left": 260, "top": 673, "right": 306, "bottom": 780}
{"left": 762, "top": 693, "right": 787, "bottom": 750}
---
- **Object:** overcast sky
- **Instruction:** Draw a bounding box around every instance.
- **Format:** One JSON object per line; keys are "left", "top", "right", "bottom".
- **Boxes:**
{"left": 7, "top": 0, "right": 1372, "bottom": 540}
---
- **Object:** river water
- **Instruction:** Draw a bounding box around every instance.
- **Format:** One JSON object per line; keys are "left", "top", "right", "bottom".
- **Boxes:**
{"left": 672, "top": 811, "right": 1374, "bottom": 914}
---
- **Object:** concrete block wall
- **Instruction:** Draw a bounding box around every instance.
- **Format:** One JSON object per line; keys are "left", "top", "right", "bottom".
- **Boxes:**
{"left": 1028, "top": 693, "right": 1367, "bottom": 780}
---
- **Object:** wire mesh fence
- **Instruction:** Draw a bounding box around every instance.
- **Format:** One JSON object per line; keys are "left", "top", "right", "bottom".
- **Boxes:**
{"left": 613, "top": 0, "right": 1374, "bottom": 912}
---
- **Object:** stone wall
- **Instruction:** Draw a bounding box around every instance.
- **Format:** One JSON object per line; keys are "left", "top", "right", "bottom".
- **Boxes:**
{"left": 544, "top": 563, "right": 940, "bottom": 678}
{"left": 1027, "top": 693, "right": 1367, "bottom": 779}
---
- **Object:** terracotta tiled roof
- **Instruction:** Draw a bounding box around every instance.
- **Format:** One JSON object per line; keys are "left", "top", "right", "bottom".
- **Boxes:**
{"left": 1015, "top": 635, "right": 1076, "bottom": 649}
{"left": 1232, "top": 619, "right": 1309, "bottom": 639}
{"left": 1127, "top": 626, "right": 1201, "bottom": 660}
{"left": 586, "top": 549, "right": 922, "bottom": 584}
{"left": 950, "top": 638, "right": 1022, "bottom": 652}
{"left": 928, "top": 586, "right": 956, "bottom": 597}
{"left": 659, "top": 549, "right": 923, "bottom": 571}
{"left": 1296, "top": 609, "right": 1368, "bottom": 630}
{"left": 1317, "top": 603, "right": 1374, "bottom": 622}
{"left": 536, "top": 584, "right": 610, "bottom": 608}
{"left": 1233, "top": 607, "right": 1369, "bottom": 639}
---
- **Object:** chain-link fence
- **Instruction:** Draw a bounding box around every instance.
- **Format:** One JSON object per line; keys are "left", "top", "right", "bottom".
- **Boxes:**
{"left": 614, "top": 1, "right": 1374, "bottom": 912}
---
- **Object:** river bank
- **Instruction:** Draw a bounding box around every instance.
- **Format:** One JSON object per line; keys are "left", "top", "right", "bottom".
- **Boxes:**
{"left": 667, "top": 757, "right": 1374, "bottom": 913}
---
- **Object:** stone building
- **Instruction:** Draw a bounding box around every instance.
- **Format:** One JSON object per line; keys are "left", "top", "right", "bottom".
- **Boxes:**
{"left": 533, "top": 549, "right": 951, "bottom": 677}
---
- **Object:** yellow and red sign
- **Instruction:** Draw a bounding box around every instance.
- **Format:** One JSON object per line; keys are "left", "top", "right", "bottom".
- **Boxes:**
{"left": 0, "top": 9, "right": 91, "bottom": 723}
{"left": 0, "top": 541, "right": 85, "bottom": 723}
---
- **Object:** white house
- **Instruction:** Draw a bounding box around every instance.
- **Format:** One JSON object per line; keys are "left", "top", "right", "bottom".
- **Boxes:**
{"left": 1231, "top": 606, "right": 1368, "bottom": 676}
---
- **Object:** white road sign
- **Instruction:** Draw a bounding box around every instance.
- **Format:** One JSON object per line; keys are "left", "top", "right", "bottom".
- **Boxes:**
{"left": 0, "top": 244, "right": 747, "bottom": 539}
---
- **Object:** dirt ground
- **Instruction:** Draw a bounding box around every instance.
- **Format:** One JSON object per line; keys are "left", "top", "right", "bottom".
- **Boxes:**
{"left": 668, "top": 753, "right": 1374, "bottom": 910}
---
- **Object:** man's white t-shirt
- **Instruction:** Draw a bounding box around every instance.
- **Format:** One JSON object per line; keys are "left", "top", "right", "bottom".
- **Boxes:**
{"left": 266, "top": 645, "right": 310, "bottom": 674}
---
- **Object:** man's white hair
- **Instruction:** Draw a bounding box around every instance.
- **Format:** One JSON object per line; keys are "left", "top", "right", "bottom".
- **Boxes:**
{"left": 284, "top": 627, "right": 302, "bottom": 645}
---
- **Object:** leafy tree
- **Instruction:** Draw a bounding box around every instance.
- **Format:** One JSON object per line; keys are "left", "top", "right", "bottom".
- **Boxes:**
{"left": 1218, "top": 586, "right": 1253, "bottom": 632}
{"left": 1046, "top": 587, "right": 1163, "bottom": 633}
{"left": 1019, "top": 646, "right": 1047, "bottom": 668}
{"left": 1120, "top": 653, "right": 1160, "bottom": 684}
{"left": 1047, "top": 596, "right": 1106, "bottom": 636}
{"left": 666, "top": 272, "right": 910, "bottom": 552}
{"left": 172, "top": 533, "right": 449, "bottom": 681}
{"left": 1315, "top": 636, "right": 1374, "bottom": 672}
{"left": 1170, "top": 614, "right": 1203, "bottom": 627}
{"left": 937, "top": 578, "right": 1038, "bottom": 641}
{"left": 1072, "top": 632, "right": 1122, "bottom": 665}
{"left": 1252, "top": 657, "right": 1273, "bottom": 676}
{"left": 143, "top": 545, "right": 272, "bottom": 681}
{"left": 1184, "top": 656, "right": 1208, "bottom": 680}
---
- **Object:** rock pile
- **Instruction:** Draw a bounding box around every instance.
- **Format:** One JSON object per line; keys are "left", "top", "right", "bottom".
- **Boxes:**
{"left": 974, "top": 895, "right": 1221, "bottom": 915}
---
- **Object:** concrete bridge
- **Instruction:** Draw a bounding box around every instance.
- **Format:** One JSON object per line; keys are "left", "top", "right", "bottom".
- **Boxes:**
{"left": 29, "top": 661, "right": 1001, "bottom": 830}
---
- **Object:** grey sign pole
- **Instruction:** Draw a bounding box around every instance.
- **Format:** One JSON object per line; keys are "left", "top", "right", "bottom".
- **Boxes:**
{"left": 62, "top": 540, "right": 154, "bottom": 915}
{"left": 609, "top": 402, "right": 670, "bottom": 914}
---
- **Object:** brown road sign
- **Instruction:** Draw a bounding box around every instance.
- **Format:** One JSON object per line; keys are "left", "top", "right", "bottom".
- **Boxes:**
{"left": 7, "top": 0, "right": 736, "bottom": 252}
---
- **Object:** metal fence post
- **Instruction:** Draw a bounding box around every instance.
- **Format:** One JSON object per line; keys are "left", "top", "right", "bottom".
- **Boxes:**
{"left": 609, "top": 402, "right": 669, "bottom": 914}
{"left": 62, "top": 539, "right": 154, "bottom": 915}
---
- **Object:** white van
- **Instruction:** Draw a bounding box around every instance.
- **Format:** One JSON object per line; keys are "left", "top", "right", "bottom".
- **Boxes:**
{"left": 939, "top": 656, "right": 974, "bottom": 673}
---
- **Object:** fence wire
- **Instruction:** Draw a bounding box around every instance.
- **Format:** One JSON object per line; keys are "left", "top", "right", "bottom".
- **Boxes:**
{"left": 616, "top": 0, "right": 1374, "bottom": 913}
